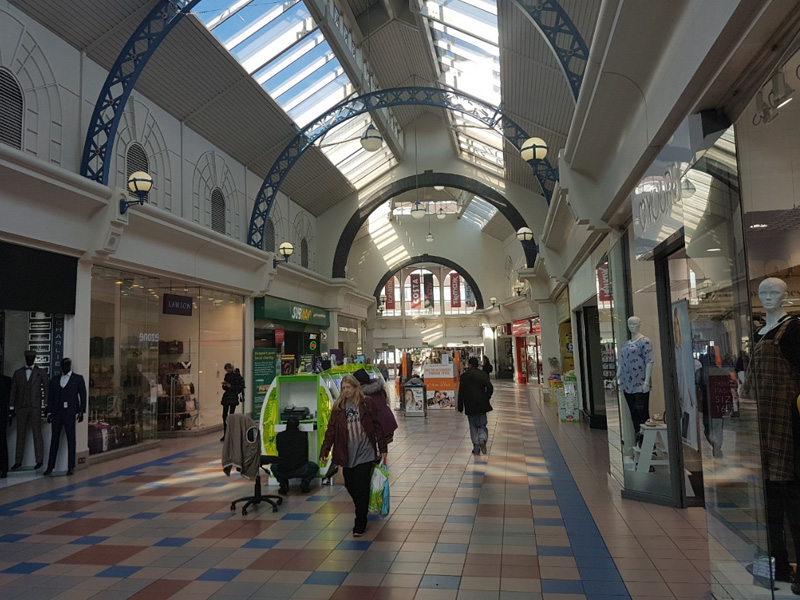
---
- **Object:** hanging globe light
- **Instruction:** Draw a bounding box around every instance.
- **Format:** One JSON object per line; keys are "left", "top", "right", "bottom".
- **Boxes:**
{"left": 360, "top": 123, "right": 383, "bottom": 152}
{"left": 426, "top": 233, "right": 434, "bottom": 242}
{"left": 437, "top": 207, "right": 446, "bottom": 220}
{"left": 410, "top": 201, "right": 426, "bottom": 219}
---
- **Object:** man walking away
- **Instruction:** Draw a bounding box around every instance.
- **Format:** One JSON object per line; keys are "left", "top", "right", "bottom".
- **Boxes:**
{"left": 458, "top": 357, "right": 493, "bottom": 455}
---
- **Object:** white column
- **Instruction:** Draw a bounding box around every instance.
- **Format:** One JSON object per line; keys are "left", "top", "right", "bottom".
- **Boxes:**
{"left": 73, "top": 259, "right": 93, "bottom": 467}
{"left": 244, "top": 297, "right": 254, "bottom": 415}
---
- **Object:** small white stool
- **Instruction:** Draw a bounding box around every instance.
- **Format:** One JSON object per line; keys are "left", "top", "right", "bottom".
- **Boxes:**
{"left": 634, "top": 423, "right": 670, "bottom": 472}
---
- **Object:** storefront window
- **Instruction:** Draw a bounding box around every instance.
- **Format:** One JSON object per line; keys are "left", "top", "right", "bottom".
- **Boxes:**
{"left": 90, "top": 267, "right": 244, "bottom": 452}
{"left": 403, "top": 269, "right": 440, "bottom": 316}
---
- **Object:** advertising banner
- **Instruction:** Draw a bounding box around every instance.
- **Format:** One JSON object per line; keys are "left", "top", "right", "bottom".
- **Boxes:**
{"left": 424, "top": 364, "right": 455, "bottom": 409}
{"left": 385, "top": 278, "right": 395, "bottom": 309}
{"left": 450, "top": 273, "right": 461, "bottom": 307}
{"left": 252, "top": 348, "right": 277, "bottom": 418}
{"left": 423, "top": 273, "right": 434, "bottom": 308}
{"left": 596, "top": 264, "right": 612, "bottom": 302}
{"left": 410, "top": 274, "right": 421, "bottom": 309}
{"left": 465, "top": 283, "right": 475, "bottom": 307}
{"left": 672, "top": 299, "right": 699, "bottom": 450}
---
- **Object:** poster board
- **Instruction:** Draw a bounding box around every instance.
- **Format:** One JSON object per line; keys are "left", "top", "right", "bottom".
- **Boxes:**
{"left": 424, "top": 364, "right": 456, "bottom": 409}
{"left": 252, "top": 348, "right": 277, "bottom": 417}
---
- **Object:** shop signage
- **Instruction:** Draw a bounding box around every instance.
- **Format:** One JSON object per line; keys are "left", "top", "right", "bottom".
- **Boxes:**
{"left": 512, "top": 319, "right": 532, "bottom": 337}
{"left": 596, "top": 264, "right": 611, "bottom": 302}
{"left": 339, "top": 326, "right": 358, "bottom": 334}
{"left": 465, "top": 283, "right": 475, "bottom": 307}
{"left": 275, "top": 329, "right": 285, "bottom": 344}
{"left": 163, "top": 293, "right": 193, "bottom": 316}
{"left": 254, "top": 297, "right": 329, "bottom": 327}
{"left": 423, "top": 273, "right": 434, "bottom": 308}
{"left": 410, "top": 274, "right": 421, "bottom": 309}
{"left": 385, "top": 278, "right": 395, "bottom": 309}
{"left": 252, "top": 348, "right": 277, "bottom": 418}
{"left": 450, "top": 273, "right": 461, "bottom": 307}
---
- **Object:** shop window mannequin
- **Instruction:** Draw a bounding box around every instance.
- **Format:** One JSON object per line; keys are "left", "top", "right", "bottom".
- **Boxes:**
{"left": 9, "top": 350, "right": 48, "bottom": 470}
{"left": 44, "top": 358, "right": 86, "bottom": 476}
{"left": 741, "top": 277, "right": 800, "bottom": 588}
{"left": 617, "top": 316, "right": 654, "bottom": 435}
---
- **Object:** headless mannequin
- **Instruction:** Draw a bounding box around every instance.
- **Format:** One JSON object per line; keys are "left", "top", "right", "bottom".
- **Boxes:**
{"left": 44, "top": 358, "right": 86, "bottom": 476}
{"left": 9, "top": 351, "right": 47, "bottom": 470}
{"left": 617, "top": 316, "right": 654, "bottom": 435}
{"left": 741, "top": 277, "right": 800, "bottom": 586}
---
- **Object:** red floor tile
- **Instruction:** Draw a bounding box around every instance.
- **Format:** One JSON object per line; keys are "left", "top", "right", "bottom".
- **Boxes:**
{"left": 56, "top": 544, "right": 148, "bottom": 565}
{"left": 128, "top": 579, "right": 191, "bottom": 600}
{"left": 40, "top": 518, "right": 121, "bottom": 536}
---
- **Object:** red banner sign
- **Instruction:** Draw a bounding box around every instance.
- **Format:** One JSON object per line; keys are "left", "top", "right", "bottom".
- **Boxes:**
{"left": 450, "top": 272, "right": 461, "bottom": 307}
{"left": 275, "top": 329, "right": 285, "bottom": 344}
{"left": 410, "top": 274, "right": 421, "bottom": 309}
{"left": 512, "top": 319, "right": 532, "bottom": 337}
{"left": 596, "top": 264, "right": 611, "bottom": 302}
{"left": 385, "top": 278, "right": 395, "bottom": 309}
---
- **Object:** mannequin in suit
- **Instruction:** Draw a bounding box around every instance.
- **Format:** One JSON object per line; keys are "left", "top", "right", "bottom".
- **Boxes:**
{"left": 44, "top": 358, "right": 86, "bottom": 476}
{"left": 0, "top": 374, "right": 11, "bottom": 478}
{"left": 9, "top": 350, "right": 48, "bottom": 470}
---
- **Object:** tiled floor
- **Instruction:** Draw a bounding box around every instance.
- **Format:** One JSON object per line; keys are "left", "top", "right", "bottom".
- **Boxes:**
{"left": 0, "top": 383, "right": 767, "bottom": 599}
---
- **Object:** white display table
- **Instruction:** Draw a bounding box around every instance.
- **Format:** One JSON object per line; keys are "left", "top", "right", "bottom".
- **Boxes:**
{"left": 633, "top": 423, "right": 669, "bottom": 472}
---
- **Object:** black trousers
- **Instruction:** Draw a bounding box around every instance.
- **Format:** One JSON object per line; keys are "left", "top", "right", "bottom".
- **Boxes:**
{"left": 48, "top": 412, "right": 76, "bottom": 471}
{"left": 765, "top": 479, "right": 800, "bottom": 577}
{"left": 222, "top": 403, "right": 237, "bottom": 431}
{"left": 623, "top": 391, "right": 650, "bottom": 435}
{"left": 343, "top": 461, "right": 373, "bottom": 533}
{"left": 0, "top": 419, "right": 7, "bottom": 475}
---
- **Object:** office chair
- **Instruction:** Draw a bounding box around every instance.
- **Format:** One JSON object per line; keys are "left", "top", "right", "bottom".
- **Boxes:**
{"left": 222, "top": 414, "right": 283, "bottom": 515}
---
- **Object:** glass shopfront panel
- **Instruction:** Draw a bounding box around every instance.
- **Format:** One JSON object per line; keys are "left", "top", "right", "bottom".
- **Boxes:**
{"left": 90, "top": 267, "right": 244, "bottom": 452}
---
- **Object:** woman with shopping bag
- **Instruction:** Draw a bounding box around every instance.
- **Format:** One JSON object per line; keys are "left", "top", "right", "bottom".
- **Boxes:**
{"left": 320, "top": 375, "right": 387, "bottom": 537}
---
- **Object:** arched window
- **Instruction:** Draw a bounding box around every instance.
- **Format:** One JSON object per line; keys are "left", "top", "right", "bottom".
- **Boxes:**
{"left": 403, "top": 269, "right": 440, "bottom": 316}
{"left": 0, "top": 69, "right": 24, "bottom": 150}
{"left": 443, "top": 270, "right": 475, "bottom": 315}
{"left": 126, "top": 142, "right": 149, "bottom": 199}
{"left": 380, "top": 275, "right": 401, "bottom": 317}
{"left": 265, "top": 219, "right": 276, "bottom": 253}
{"left": 211, "top": 188, "right": 225, "bottom": 234}
{"left": 300, "top": 238, "right": 309, "bottom": 268}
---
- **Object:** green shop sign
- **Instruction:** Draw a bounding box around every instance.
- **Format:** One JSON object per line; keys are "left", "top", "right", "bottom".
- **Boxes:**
{"left": 254, "top": 297, "right": 329, "bottom": 327}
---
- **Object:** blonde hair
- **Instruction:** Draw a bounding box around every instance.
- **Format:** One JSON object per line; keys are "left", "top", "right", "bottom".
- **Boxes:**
{"left": 334, "top": 374, "right": 365, "bottom": 412}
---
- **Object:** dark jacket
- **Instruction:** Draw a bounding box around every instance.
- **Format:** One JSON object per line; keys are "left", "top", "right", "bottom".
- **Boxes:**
{"left": 320, "top": 399, "right": 387, "bottom": 467}
{"left": 276, "top": 425, "right": 309, "bottom": 472}
{"left": 48, "top": 373, "right": 87, "bottom": 417}
{"left": 0, "top": 374, "right": 11, "bottom": 427}
{"left": 362, "top": 379, "right": 398, "bottom": 445}
{"left": 458, "top": 367, "right": 493, "bottom": 415}
{"left": 221, "top": 371, "right": 240, "bottom": 406}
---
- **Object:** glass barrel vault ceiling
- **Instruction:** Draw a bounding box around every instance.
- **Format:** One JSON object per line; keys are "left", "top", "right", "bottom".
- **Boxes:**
{"left": 421, "top": 0, "right": 504, "bottom": 174}
{"left": 195, "top": 0, "right": 396, "bottom": 188}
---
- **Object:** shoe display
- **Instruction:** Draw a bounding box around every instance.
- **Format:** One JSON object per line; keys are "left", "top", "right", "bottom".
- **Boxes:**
{"left": 479, "top": 441, "right": 487, "bottom": 455}
{"left": 300, "top": 481, "right": 310, "bottom": 493}
{"left": 43, "top": 468, "right": 53, "bottom": 476}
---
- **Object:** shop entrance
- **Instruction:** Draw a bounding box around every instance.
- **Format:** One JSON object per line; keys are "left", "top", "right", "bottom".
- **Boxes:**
{"left": 575, "top": 302, "right": 607, "bottom": 429}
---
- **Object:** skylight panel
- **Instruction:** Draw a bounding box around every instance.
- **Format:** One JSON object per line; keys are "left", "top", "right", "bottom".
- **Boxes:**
{"left": 462, "top": 197, "right": 497, "bottom": 228}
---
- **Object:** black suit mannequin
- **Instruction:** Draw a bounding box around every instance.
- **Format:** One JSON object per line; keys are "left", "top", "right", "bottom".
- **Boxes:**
{"left": 0, "top": 374, "right": 11, "bottom": 478}
{"left": 44, "top": 358, "right": 86, "bottom": 476}
{"left": 9, "top": 351, "right": 48, "bottom": 469}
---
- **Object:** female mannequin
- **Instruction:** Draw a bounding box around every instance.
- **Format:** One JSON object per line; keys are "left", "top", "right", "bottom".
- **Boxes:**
{"left": 741, "top": 277, "right": 800, "bottom": 587}
{"left": 617, "top": 316, "right": 654, "bottom": 435}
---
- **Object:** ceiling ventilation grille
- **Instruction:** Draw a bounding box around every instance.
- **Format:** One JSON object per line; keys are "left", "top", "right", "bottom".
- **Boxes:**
{"left": 211, "top": 188, "right": 226, "bottom": 234}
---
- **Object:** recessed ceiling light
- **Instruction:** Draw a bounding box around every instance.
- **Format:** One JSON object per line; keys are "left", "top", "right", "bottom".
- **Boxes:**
{"left": 708, "top": 248, "right": 721, "bottom": 252}
{"left": 749, "top": 223, "right": 768, "bottom": 229}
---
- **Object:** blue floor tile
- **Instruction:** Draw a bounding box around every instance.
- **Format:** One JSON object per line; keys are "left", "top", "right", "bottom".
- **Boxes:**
{"left": 419, "top": 575, "right": 461, "bottom": 589}
{"left": 452, "top": 497, "right": 479, "bottom": 504}
{"left": 541, "top": 579, "right": 584, "bottom": 594}
{"left": 534, "top": 518, "right": 564, "bottom": 526}
{"left": 531, "top": 500, "right": 559, "bottom": 506}
{"left": 584, "top": 581, "right": 629, "bottom": 596}
{"left": 445, "top": 516, "right": 475, "bottom": 524}
{"left": 154, "top": 537, "right": 191, "bottom": 547}
{"left": 130, "top": 512, "right": 160, "bottom": 520}
{"left": 579, "top": 568, "right": 623, "bottom": 582}
{"left": 576, "top": 556, "right": 616, "bottom": 570}
{"left": 305, "top": 571, "right": 348, "bottom": 585}
{"left": 197, "top": 568, "right": 241, "bottom": 582}
{"left": 243, "top": 539, "right": 279, "bottom": 549}
{"left": 106, "top": 496, "right": 133, "bottom": 502}
{"left": 203, "top": 482, "right": 227, "bottom": 488}
{"left": 69, "top": 536, "right": 110, "bottom": 545}
{"left": 97, "top": 566, "right": 141, "bottom": 578}
{"left": 172, "top": 496, "right": 196, "bottom": 501}
{"left": 281, "top": 513, "right": 312, "bottom": 521}
{"left": 336, "top": 540, "right": 371, "bottom": 551}
{"left": 59, "top": 511, "right": 91, "bottom": 519}
{"left": 2, "top": 562, "right": 48, "bottom": 574}
{"left": 0, "top": 534, "right": 29, "bottom": 543}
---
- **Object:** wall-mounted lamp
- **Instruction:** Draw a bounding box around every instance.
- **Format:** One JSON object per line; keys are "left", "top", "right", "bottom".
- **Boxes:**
{"left": 273, "top": 241, "right": 294, "bottom": 267}
{"left": 120, "top": 171, "right": 153, "bottom": 214}
{"left": 360, "top": 123, "right": 383, "bottom": 152}
{"left": 516, "top": 226, "right": 534, "bottom": 242}
{"left": 490, "top": 296, "right": 497, "bottom": 307}
{"left": 513, "top": 282, "right": 526, "bottom": 296}
{"left": 378, "top": 294, "right": 387, "bottom": 315}
{"left": 520, "top": 137, "right": 547, "bottom": 164}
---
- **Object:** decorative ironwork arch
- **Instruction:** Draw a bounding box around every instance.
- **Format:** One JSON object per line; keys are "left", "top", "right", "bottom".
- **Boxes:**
{"left": 80, "top": 0, "right": 200, "bottom": 184}
{"left": 509, "top": 0, "right": 590, "bottom": 102}
{"left": 373, "top": 255, "right": 485, "bottom": 310}
{"left": 248, "top": 86, "right": 558, "bottom": 249}
{"left": 332, "top": 171, "right": 538, "bottom": 279}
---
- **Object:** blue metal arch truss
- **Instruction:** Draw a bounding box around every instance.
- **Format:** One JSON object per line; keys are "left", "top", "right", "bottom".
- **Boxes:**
{"left": 509, "top": 0, "right": 590, "bottom": 102}
{"left": 248, "top": 86, "right": 558, "bottom": 250}
{"left": 80, "top": 0, "right": 201, "bottom": 184}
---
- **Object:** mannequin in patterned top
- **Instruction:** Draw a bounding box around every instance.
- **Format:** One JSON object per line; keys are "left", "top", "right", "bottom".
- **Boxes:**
{"left": 617, "top": 316, "right": 654, "bottom": 436}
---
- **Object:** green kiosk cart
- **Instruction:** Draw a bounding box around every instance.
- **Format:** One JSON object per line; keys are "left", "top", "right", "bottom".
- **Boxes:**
{"left": 320, "top": 364, "right": 385, "bottom": 398}
{"left": 259, "top": 374, "right": 337, "bottom": 479}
